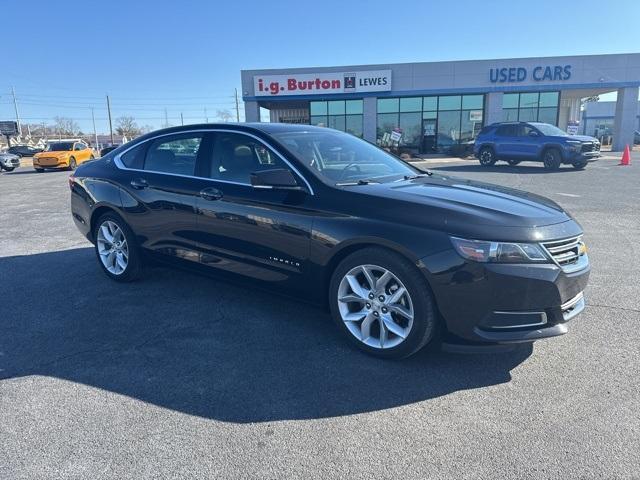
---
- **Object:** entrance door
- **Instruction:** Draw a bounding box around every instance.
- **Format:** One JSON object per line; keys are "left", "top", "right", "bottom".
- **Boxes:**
{"left": 421, "top": 119, "right": 437, "bottom": 153}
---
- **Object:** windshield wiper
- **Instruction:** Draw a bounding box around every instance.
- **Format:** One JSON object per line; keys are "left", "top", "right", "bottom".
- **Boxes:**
{"left": 335, "top": 178, "right": 380, "bottom": 186}
{"left": 402, "top": 172, "right": 433, "bottom": 180}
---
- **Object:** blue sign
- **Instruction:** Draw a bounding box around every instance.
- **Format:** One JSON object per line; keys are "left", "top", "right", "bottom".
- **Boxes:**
{"left": 490, "top": 65, "right": 571, "bottom": 83}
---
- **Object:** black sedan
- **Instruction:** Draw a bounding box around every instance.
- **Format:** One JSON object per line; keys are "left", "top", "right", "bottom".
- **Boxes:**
{"left": 7, "top": 145, "right": 43, "bottom": 157}
{"left": 70, "top": 123, "right": 590, "bottom": 358}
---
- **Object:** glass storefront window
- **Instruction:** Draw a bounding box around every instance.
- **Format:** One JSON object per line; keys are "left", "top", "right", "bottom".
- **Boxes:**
{"left": 377, "top": 98, "right": 399, "bottom": 113}
{"left": 310, "top": 115, "right": 328, "bottom": 127}
{"left": 399, "top": 112, "right": 422, "bottom": 147}
{"left": 539, "top": 92, "right": 559, "bottom": 107}
{"left": 519, "top": 93, "right": 539, "bottom": 108}
{"left": 438, "top": 96, "right": 461, "bottom": 111}
{"left": 376, "top": 113, "right": 399, "bottom": 143}
{"left": 311, "top": 100, "right": 363, "bottom": 137}
{"left": 501, "top": 91, "right": 560, "bottom": 124}
{"left": 400, "top": 97, "right": 422, "bottom": 112}
{"left": 422, "top": 111, "right": 437, "bottom": 119}
{"left": 502, "top": 94, "right": 519, "bottom": 109}
{"left": 346, "top": 100, "right": 363, "bottom": 114}
{"left": 460, "top": 109, "right": 483, "bottom": 143}
{"left": 346, "top": 115, "right": 363, "bottom": 137}
{"left": 423, "top": 97, "right": 437, "bottom": 111}
{"left": 328, "top": 100, "right": 346, "bottom": 115}
{"left": 537, "top": 107, "right": 558, "bottom": 124}
{"left": 310, "top": 101, "right": 327, "bottom": 116}
{"left": 462, "top": 95, "right": 483, "bottom": 110}
{"left": 437, "top": 111, "right": 461, "bottom": 152}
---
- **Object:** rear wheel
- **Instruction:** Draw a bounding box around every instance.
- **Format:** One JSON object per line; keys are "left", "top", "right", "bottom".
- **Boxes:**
{"left": 68, "top": 157, "right": 77, "bottom": 171}
{"left": 93, "top": 212, "right": 143, "bottom": 282}
{"left": 507, "top": 159, "right": 521, "bottom": 166}
{"left": 543, "top": 149, "right": 561, "bottom": 170}
{"left": 479, "top": 147, "right": 496, "bottom": 166}
{"left": 572, "top": 160, "right": 588, "bottom": 170}
{"left": 2, "top": 166, "right": 14, "bottom": 172}
{"left": 329, "top": 247, "right": 438, "bottom": 359}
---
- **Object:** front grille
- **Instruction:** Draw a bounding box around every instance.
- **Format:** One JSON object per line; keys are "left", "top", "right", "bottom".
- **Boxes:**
{"left": 581, "top": 143, "right": 594, "bottom": 152}
{"left": 541, "top": 236, "right": 583, "bottom": 269}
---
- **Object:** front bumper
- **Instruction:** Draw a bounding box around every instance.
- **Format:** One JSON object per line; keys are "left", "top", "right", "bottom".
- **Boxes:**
{"left": 1, "top": 157, "right": 20, "bottom": 168}
{"left": 420, "top": 249, "right": 590, "bottom": 344}
{"left": 33, "top": 158, "right": 67, "bottom": 168}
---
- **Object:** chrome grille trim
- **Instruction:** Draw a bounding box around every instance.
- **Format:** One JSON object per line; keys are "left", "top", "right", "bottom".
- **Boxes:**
{"left": 540, "top": 235, "right": 587, "bottom": 272}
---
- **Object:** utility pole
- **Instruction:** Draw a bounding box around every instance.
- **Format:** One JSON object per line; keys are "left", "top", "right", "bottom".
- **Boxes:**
{"left": 91, "top": 108, "right": 99, "bottom": 150}
{"left": 106, "top": 95, "right": 114, "bottom": 145}
{"left": 41, "top": 122, "right": 46, "bottom": 141}
{"left": 204, "top": 107, "right": 208, "bottom": 123}
{"left": 164, "top": 108, "right": 169, "bottom": 128}
{"left": 234, "top": 88, "right": 240, "bottom": 122}
{"left": 180, "top": 112, "right": 184, "bottom": 126}
{"left": 11, "top": 86, "right": 22, "bottom": 137}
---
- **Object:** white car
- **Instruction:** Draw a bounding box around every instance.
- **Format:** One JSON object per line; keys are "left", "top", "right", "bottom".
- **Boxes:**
{"left": 0, "top": 152, "right": 20, "bottom": 172}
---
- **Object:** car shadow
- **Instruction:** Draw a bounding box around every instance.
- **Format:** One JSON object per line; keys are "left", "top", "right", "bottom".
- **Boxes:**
{"left": 430, "top": 163, "right": 582, "bottom": 175}
{"left": 0, "top": 247, "right": 532, "bottom": 423}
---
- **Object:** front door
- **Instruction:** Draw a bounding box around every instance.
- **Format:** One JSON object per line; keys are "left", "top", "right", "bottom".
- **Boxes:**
{"left": 193, "top": 131, "right": 314, "bottom": 289}
{"left": 421, "top": 118, "right": 438, "bottom": 153}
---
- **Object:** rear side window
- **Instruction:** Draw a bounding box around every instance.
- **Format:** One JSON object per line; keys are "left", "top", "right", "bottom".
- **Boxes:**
{"left": 143, "top": 134, "right": 203, "bottom": 176}
{"left": 120, "top": 144, "right": 145, "bottom": 169}
{"left": 495, "top": 125, "right": 516, "bottom": 136}
{"left": 479, "top": 126, "right": 495, "bottom": 135}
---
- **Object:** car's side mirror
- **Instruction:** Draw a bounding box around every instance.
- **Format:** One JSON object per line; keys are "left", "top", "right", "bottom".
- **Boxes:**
{"left": 250, "top": 168, "right": 303, "bottom": 191}
{"left": 528, "top": 130, "right": 539, "bottom": 137}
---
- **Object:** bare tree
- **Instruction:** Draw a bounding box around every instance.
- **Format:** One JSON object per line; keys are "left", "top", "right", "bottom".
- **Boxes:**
{"left": 53, "top": 116, "right": 81, "bottom": 136}
{"left": 216, "top": 109, "right": 233, "bottom": 123}
{"left": 115, "top": 116, "right": 142, "bottom": 139}
{"left": 139, "top": 124, "right": 155, "bottom": 135}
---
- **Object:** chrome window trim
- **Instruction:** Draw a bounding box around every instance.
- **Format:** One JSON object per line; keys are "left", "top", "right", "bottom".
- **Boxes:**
{"left": 112, "top": 128, "right": 315, "bottom": 195}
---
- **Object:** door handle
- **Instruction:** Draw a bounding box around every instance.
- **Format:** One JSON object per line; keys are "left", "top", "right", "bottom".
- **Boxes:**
{"left": 130, "top": 178, "right": 148, "bottom": 190}
{"left": 199, "top": 187, "right": 223, "bottom": 201}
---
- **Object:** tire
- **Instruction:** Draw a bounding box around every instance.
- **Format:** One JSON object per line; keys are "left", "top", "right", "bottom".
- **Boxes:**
{"left": 542, "top": 149, "right": 561, "bottom": 170}
{"left": 68, "top": 157, "right": 77, "bottom": 171}
{"left": 1, "top": 166, "right": 14, "bottom": 172}
{"left": 507, "top": 159, "right": 521, "bottom": 166}
{"left": 572, "top": 160, "right": 588, "bottom": 170}
{"left": 328, "top": 247, "right": 439, "bottom": 359}
{"left": 478, "top": 147, "right": 496, "bottom": 166}
{"left": 93, "top": 212, "right": 143, "bottom": 282}
{"left": 89, "top": 155, "right": 95, "bottom": 160}
{"left": 34, "top": 168, "right": 44, "bottom": 173}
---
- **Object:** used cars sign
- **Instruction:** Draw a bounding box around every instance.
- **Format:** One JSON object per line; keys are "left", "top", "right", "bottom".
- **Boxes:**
{"left": 254, "top": 70, "right": 392, "bottom": 96}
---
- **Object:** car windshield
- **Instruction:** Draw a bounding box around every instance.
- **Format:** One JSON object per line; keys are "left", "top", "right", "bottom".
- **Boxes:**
{"left": 271, "top": 129, "right": 417, "bottom": 185}
{"left": 46, "top": 142, "right": 74, "bottom": 151}
{"left": 532, "top": 123, "right": 569, "bottom": 137}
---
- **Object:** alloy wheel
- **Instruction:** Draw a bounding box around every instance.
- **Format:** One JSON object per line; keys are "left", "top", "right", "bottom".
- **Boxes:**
{"left": 337, "top": 264, "right": 414, "bottom": 349}
{"left": 96, "top": 220, "right": 129, "bottom": 275}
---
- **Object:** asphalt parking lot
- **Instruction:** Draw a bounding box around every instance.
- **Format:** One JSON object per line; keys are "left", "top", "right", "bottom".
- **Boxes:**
{"left": 1, "top": 154, "right": 639, "bottom": 479}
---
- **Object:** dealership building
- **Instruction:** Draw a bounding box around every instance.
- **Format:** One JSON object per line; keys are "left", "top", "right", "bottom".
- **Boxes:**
{"left": 241, "top": 53, "right": 639, "bottom": 153}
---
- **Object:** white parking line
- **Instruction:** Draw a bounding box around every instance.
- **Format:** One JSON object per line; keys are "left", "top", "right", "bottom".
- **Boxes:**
{"left": 555, "top": 193, "right": 581, "bottom": 198}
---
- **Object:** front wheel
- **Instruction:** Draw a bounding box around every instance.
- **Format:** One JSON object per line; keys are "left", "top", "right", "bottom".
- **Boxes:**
{"left": 543, "top": 149, "right": 561, "bottom": 170}
{"left": 93, "top": 213, "right": 143, "bottom": 282}
{"left": 478, "top": 147, "right": 496, "bottom": 166}
{"left": 1, "top": 166, "right": 14, "bottom": 172}
{"left": 572, "top": 160, "right": 588, "bottom": 170}
{"left": 329, "top": 247, "right": 438, "bottom": 359}
{"left": 68, "top": 157, "right": 77, "bottom": 171}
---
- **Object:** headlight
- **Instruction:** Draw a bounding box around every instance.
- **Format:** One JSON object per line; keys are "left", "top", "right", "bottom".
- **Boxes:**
{"left": 450, "top": 237, "right": 548, "bottom": 263}
{"left": 566, "top": 140, "right": 582, "bottom": 152}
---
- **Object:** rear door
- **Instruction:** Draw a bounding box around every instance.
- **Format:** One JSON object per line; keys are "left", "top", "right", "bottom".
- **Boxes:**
{"left": 494, "top": 124, "right": 518, "bottom": 157}
{"left": 116, "top": 132, "right": 213, "bottom": 262}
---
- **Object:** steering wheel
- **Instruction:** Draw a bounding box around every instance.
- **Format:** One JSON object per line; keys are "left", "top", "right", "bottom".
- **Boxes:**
{"left": 337, "top": 163, "right": 362, "bottom": 181}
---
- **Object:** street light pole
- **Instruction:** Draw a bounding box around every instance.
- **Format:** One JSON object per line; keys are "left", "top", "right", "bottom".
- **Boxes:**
{"left": 11, "top": 86, "right": 22, "bottom": 137}
{"left": 106, "top": 95, "right": 114, "bottom": 145}
{"left": 91, "top": 108, "right": 99, "bottom": 150}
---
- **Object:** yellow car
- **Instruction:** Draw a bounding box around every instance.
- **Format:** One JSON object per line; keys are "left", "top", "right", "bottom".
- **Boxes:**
{"left": 33, "top": 140, "right": 95, "bottom": 172}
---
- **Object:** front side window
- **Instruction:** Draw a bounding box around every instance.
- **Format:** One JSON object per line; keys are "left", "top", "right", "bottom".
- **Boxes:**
{"left": 273, "top": 128, "right": 417, "bottom": 185}
{"left": 209, "top": 132, "right": 288, "bottom": 184}
{"left": 144, "top": 134, "right": 203, "bottom": 176}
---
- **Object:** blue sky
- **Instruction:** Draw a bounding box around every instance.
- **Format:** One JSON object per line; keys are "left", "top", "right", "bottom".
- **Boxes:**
{"left": 2, "top": 0, "right": 639, "bottom": 133}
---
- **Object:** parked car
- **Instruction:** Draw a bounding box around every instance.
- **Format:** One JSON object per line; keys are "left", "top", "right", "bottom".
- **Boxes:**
{"left": 0, "top": 152, "right": 20, "bottom": 171}
{"left": 474, "top": 122, "right": 600, "bottom": 170}
{"left": 70, "top": 123, "right": 590, "bottom": 358}
{"left": 33, "top": 140, "right": 95, "bottom": 172}
{"left": 634, "top": 130, "right": 640, "bottom": 145}
{"left": 100, "top": 145, "right": 119, "bottom": 157}
{"left": 7, "top": 145, "right": 43, "bottom": 157}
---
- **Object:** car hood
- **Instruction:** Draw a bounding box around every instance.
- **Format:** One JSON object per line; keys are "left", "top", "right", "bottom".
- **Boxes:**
{"left": 548, "top": 134, "right": 598, "bottom": 142}
{"left": 35, "top": 151, "right": 69, "bottom": 158}
{"left": 354, "top": 174, "right": 580, "bottom": 241}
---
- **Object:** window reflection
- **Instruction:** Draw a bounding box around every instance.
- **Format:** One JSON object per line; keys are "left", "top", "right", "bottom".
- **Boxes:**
{"left": 310, "top": 100, "right": 363, "bottom": 137}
